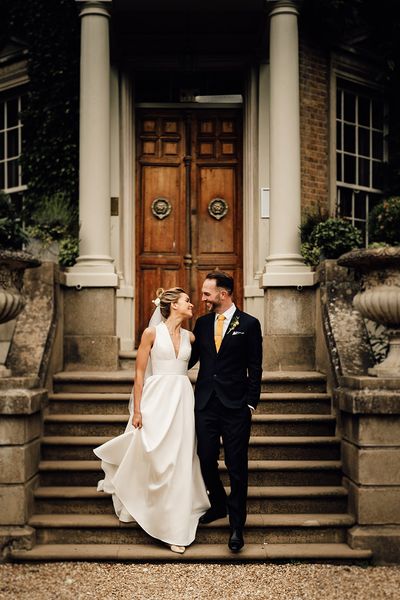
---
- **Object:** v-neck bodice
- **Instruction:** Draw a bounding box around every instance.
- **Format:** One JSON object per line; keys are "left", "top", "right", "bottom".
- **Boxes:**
{"left": 149, "top": 322, "right": 191, "bottom": 376}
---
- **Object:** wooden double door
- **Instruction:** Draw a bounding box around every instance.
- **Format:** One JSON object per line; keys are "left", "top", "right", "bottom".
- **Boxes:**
{"left": 136, "top": 109, "right": 243, "bottom": 342}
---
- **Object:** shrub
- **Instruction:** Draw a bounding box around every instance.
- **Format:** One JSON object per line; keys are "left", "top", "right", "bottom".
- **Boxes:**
{"left": 300, "top": 217, "right": 363, "bottom": 266}
{"left": 58, "top": 236, "right": 79, "bottom": 268}
{"left": 0, "top": 193, "right": 28, "bottom": 250}
{"left": 369, "top": 197, "right": 400, "bottom": 246}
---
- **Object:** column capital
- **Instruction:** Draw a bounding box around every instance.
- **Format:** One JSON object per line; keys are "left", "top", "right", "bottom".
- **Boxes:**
{"left": 266, "top": 0, "right": 301, "bottom": 17}
{"left": 75, "top": 0, "right": 112, "bottom": 19}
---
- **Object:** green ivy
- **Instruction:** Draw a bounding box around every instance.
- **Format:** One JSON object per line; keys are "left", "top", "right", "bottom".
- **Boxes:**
{"left": 2, "top": 0, "right": 80, "bottom": 211}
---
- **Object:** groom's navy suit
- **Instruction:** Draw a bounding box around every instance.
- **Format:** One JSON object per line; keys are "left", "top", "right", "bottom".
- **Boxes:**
{"left": 189, "top": 308, "right": 263, "bottom": 529}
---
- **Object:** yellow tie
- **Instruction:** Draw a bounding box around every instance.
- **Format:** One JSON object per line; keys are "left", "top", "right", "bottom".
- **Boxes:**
{"left": 214, "top": 314, "right": 226, "bottom": 352}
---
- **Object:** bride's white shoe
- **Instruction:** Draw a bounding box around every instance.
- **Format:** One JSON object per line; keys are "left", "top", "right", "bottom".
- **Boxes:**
{"left": 170, "top": 545, "right": 186, "bottom": 554}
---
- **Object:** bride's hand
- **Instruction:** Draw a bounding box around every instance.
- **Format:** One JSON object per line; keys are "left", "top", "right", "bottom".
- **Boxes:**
{"left": 133, "top": 411, "right": 142, "bottom": 429}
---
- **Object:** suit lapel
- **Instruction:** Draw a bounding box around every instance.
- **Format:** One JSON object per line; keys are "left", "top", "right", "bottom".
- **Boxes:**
{"left": 218, "top": 309, "right": 240, "bottom": 355}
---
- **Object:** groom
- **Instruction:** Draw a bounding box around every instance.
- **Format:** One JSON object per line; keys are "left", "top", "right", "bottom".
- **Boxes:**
{"left": 189, "top": 271, "right": 263, "bottom": 552}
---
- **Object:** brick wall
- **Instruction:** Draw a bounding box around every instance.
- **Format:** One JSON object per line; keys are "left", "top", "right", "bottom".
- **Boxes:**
{"left": 299, "top": 36, "right": 330, "bottom": 218}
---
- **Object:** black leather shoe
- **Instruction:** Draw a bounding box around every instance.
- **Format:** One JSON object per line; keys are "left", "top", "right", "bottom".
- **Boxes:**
{"left": 228, "top": 529, "right": 244, "bottom": 553}
{"left": 199, "top": 508, "right": 227, "bottom": 524}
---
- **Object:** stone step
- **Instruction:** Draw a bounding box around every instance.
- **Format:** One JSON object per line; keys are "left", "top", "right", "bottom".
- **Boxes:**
{"left": 28, "top": 513, "right": 356, "bottom": 545}
{"left": 11, "top": 542, "right": 372, "bottom": 563}
{"left": 39, "top": 459, "right": 343, "bottom": 487}
{"left": 43, "top": 413, "right": 337, "bottom": 438}
{"left": 33, "top": 485, "right": 348, "bottom": 515}
{"left": 53, "top": 370, "right": 327, "bottom": 394}
{"left": 40, "top": 435, "right": 341, "bottom": 461}
{"left": 47, "top": 391, "right": 332, "bottom": 416}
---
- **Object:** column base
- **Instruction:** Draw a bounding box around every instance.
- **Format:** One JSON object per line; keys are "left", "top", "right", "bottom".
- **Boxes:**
{"left": 64, "top": 255, "right": 119, "bottom": 287}
{"left": 262, "top": 270, "right": 316, "bottom": 287}
{"left": 263, "top": 254, "right": 316, "bottom": 287}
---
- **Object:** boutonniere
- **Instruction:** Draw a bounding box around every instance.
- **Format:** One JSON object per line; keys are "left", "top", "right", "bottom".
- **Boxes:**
{"left": 227, "top": 315, "right": 240, "bottom": 335}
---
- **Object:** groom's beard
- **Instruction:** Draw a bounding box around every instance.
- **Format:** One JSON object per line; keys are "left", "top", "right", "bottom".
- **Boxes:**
{"left": 205, "top": 294, "right": 222, "bottom": 313}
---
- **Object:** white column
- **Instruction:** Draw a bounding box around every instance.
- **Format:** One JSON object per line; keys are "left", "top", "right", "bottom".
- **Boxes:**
{"left": 262, "top": 0, "right": 315, "bottom": 287}
{"left": 66, "top": 0, "right": 118, "bottom": 287}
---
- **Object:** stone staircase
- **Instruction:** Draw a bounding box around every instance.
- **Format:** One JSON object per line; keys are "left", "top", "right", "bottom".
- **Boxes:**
{"left": 12, "top": 370, "right": 372, "bottom": 562}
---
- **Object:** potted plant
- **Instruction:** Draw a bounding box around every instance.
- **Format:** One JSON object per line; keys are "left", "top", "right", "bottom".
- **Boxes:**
{"left": 338, "top": 197, "right": 400, "bottom": 378}
{"left": 0, "top": 193, "right": 40, "bottom": 375}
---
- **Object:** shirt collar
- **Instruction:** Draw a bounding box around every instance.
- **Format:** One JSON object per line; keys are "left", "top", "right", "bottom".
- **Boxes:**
{"left": 215, "top": 303, "right": 236, "bottom": 322}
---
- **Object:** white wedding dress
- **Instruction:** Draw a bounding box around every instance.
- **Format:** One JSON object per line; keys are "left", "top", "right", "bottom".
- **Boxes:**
{"left": 93, "top": 322, "right": 210, "bottom": 546}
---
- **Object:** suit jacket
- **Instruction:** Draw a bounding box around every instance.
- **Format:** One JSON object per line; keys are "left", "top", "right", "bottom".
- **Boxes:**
{"left": 189, "top": 309, "right": 263, "bottom": 411}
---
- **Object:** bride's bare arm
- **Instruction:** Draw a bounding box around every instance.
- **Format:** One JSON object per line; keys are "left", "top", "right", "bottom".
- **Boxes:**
{"left": 132, "top": 327, "right": 155, "bottom": 428}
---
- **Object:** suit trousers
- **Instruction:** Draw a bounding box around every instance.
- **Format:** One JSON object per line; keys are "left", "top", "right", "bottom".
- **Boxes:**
{"left": 195, "top": 392, "right": 252, "bottom": 529}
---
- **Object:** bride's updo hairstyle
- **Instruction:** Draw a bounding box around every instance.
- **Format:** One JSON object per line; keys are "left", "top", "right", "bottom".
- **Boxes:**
{"left": 155, "top": 287, "right": 186, "bottom": 319}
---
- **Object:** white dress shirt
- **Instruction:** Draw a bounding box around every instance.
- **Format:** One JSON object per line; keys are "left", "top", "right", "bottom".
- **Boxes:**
{"left": 214, "top": 303, "right": 237, "bottom": 338}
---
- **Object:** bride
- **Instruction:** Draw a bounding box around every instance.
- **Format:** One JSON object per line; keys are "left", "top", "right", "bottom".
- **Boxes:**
{"left": 94, "top": 287, "right": 210, "bottom": 553}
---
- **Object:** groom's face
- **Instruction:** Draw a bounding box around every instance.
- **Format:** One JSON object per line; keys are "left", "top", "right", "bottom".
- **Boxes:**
{"left": 201, "top": 279, "right": 222, "bottom": 312}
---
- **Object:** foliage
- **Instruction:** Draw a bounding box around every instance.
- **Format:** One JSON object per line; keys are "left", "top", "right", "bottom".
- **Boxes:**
{"left": 1, "top": 0, "right": 79, "bottom": 211}
{"left": 0, "top": 193, "right": 28, "bottom": 250}
{"left": 368, "top": 197, "right": 400, "bottom": 246}
{"left": 300, "top": 211, "right": 329, "bottom": 244}
{"left": 26, "top": 192, "right": 78, "bottom": 247}
{"left": 58, "top": 236, "right": 79, "bottom": 268}
{"left": 300, "top": 218, "right": 363, "bottom": 266}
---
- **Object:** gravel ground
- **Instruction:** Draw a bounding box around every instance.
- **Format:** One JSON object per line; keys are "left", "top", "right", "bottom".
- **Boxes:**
{"left": 1, "top": 562, "right": 400, "bottom": 600}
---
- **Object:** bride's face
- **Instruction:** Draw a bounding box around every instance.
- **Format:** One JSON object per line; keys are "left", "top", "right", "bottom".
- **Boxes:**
{"left": 173, "top": 293, "right": 193, "bottom": 318}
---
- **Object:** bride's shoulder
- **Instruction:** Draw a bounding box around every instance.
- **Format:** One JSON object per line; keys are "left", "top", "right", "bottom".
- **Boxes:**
{"left": 141, "top": 326, "right": 157, "bottom": 342}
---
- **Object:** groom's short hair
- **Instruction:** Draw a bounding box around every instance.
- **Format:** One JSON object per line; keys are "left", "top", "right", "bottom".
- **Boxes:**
{"left": 206, "top": 271, "right": 234, "bottom": 295}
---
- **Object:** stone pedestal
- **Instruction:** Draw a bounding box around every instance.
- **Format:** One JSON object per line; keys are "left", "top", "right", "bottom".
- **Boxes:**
{"left": 0, "top": 378, "right": 46, "bottom": 559}
{"left": 263, "top": 287, "right": 315, "bottom": 370}
{"left": 63, "top": 287, "right": 118, "bottom": 370}
{"left": 338, "top": 375, "right": 400, "bottom": 563}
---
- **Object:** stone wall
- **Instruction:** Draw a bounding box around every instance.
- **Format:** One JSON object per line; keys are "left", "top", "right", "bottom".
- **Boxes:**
{"left": 318, "top": 259, "right": 400, "bottom": 563}
{"left": 299, "top": 36, "right": 330, "bottom": 217}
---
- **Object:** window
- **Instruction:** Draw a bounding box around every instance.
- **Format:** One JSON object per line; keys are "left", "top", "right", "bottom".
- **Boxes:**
{"left": 336, "top": 78, "right": 386, "bottom": 243}
{"left": 0, "top": 93, "right": 25, "bottom": 195}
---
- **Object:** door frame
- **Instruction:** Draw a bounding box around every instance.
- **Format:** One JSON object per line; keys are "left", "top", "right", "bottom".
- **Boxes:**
{"left": 116, "top": 68, "right": 267, "bottom": 350}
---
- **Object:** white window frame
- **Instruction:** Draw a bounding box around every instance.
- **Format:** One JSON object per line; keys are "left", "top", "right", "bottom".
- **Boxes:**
{"left": 0, "top": 91, "right": 26, "bottom": 194}
{"left": 330, "top": 56, "right": 388, "bottom": 244}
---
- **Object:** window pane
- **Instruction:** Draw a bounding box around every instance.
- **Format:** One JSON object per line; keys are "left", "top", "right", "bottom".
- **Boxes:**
{"left": 7, "top": 159, "right": 18, "bottom": 188}
{"left": 358, "top": 96, "right": 370, "bottom": 127}
{"left": 354, "top": 191, "right": 367, "bottom": 219}
{"left": 372, "top": 99, "right": 383, "bottom": 129}
{"left": 338, "top": 187, "right": 352, "bottom": 217}
{"left": 0, "top": 163, "right": 4, "bottom": 189}
{"left": 372, "top": 161, "right": 383, "bottom": 189}
{"left": 344, "top": 92, "right": 355, "bottom": 122}
{"left": 7, "top": 98, "right": 18, "bottom": 128}
{"left": 344, "top": 154, "right": 356, "bottom": 183}
{"left": 372, "top": 130, "right": 383, "bottom": 159}
{"left": 344, "top": 124, "right": 355, "bottom": 153}
{"left": 336, "top": 121, "right": 342, "bottom": 150}
{"left": 0, "top": 103, "right": 4, "bottom": 131}
{"left": 7, "top": 128, "right": 19, "bottom": 158}
{"left": 336, "top": 89, "right": 342, "bottom": 119}
{"left": 359, "top": 158, "right": 370, "bottom": 186}
{"left": 0, "top": 132, "right": 4, "bottom": 160}
{"left": 336, "top": 152, "right": 342, "bottom": 181}
{"left": 358, "top": 127, "right": 370, "bottom": 157}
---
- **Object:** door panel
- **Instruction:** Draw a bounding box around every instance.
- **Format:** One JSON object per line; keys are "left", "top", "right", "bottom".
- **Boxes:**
{"left": 136, "top": 109, "right": 242, "bottom": 343}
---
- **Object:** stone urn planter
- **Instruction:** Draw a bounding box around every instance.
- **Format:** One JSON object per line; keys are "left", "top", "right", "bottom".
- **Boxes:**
{"left": 0, "top": 249, "right": 40, "bottom": 376}
{"left": 338, "top": 246, "right": 400, "bottom": 378}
